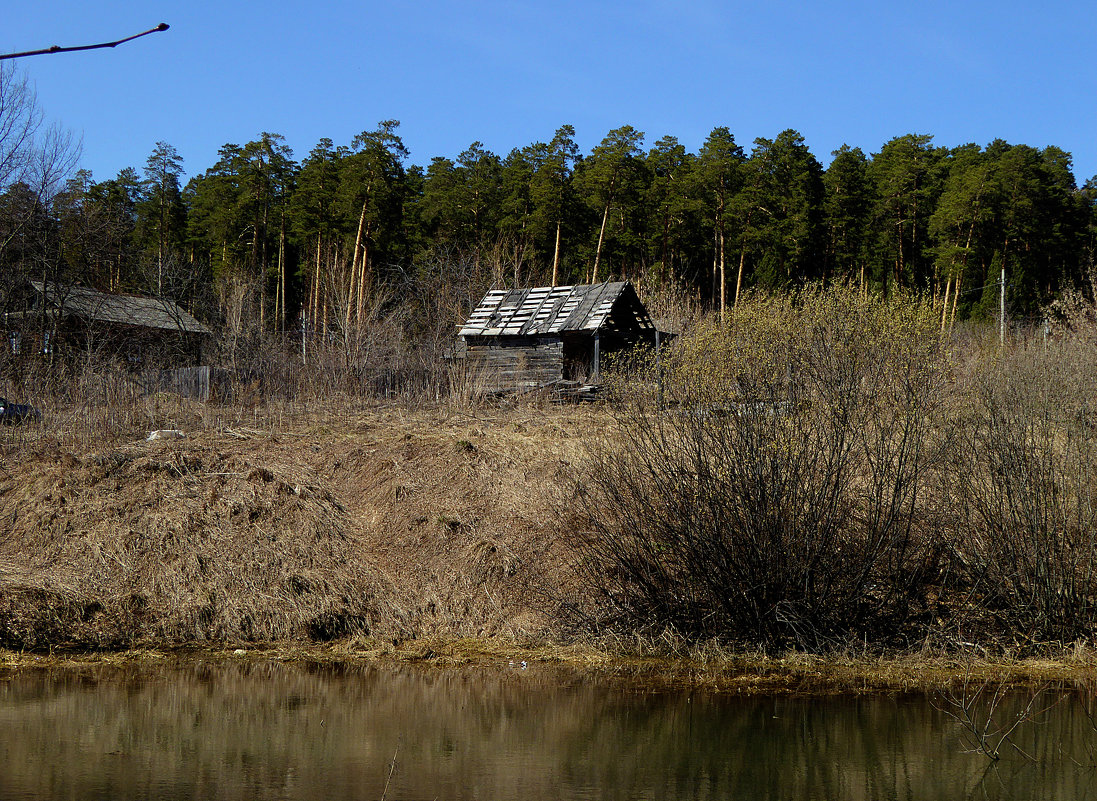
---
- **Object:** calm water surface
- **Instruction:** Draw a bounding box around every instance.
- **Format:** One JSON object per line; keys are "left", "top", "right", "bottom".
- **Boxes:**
{"left": 0, "top": 660, "right": 1095, "bottom": 800}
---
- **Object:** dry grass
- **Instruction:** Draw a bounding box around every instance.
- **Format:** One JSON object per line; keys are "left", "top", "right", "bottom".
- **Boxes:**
{"left": 0, "top": 399, "right": 608, "bottom": 650}
{"left": 4, "top": 638, "right": 1095, "bottom": 697}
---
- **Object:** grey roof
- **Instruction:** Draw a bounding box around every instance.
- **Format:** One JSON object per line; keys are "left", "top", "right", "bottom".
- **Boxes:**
{"left": 458, "top": 281, "right": 655, "bottom": 337}
{"left": 30, "top": 282, "right": 212, "bottom": 335}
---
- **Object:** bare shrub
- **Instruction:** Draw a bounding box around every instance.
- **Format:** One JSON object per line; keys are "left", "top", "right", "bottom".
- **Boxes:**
{"left": 577, "top": 286, "right": 948, "bottom": 651}
{"left": 631, "top": 274, "right": 703, "bottom": 336}
{"left": 947, "top": 338, "right": 1097, "bottom": 645}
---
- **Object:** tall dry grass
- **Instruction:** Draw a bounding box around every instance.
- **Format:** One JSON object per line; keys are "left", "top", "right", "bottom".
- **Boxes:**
{"left": 0, "top": 440, "right": 393, "bottom": 649}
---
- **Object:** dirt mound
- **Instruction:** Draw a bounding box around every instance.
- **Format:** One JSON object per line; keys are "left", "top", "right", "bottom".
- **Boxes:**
{"left": 0, "top": 439, "right": 390, "bottom": 648}
{"left": 315, "top": 408, "right": 592, "bottom": 639}
{"left": 0, "top": 406, "right": 602, "bottom": 649}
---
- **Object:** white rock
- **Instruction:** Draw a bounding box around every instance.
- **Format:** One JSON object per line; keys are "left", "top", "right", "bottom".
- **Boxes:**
{"left": 147, "top": 429, "right": 185, "bottom": 441}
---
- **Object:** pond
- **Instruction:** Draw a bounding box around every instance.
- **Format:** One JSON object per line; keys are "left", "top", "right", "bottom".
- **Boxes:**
{"left": 1, "top": 660, "right": 1095, "bottom": 800}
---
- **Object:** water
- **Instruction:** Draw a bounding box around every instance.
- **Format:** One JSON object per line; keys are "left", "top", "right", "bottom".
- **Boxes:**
{"left": 0, "top": 660, "right": 1095, "bottom": 800}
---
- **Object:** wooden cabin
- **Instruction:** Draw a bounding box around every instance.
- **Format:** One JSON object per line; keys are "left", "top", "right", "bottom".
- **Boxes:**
{"left": 455, "top": 281, "right": 666, "bottom": 393}
{"left": 4, "top": 281, "right": 212, "bottom": 367}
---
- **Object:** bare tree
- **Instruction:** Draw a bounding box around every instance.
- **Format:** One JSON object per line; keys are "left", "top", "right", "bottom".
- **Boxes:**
{"left": 0, "top": 61, "right": 80, "bottom": 316}
{"left": 0, "top": 62, "right": 40, "bottom": 189}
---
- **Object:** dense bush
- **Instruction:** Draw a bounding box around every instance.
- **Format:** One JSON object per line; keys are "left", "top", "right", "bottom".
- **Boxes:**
{"left": 578, "top": 284, "right": 1097, "bottom": 653}
{"left": 579, "top": 287, "right": 949, "bottom": 650}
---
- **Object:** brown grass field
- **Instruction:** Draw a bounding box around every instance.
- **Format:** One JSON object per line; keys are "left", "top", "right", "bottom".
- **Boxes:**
{"left": 0, "top": 399, "right": 603, "bottom": 651}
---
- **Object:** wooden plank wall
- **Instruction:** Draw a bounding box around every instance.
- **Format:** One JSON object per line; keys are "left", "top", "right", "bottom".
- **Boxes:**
{"left": 138, "top": 365, "right": 214, "bottom": 401}
{"left": 465, "top": 337, "right": 564, "bottom": 391}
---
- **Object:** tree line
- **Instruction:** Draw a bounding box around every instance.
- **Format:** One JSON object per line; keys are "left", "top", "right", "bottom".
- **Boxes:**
{"left": 5, "top": 109, "right": 1097, "bottom": 345}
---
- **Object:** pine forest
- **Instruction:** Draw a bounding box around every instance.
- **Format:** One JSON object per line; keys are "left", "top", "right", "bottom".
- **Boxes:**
{"left": 5, "top": 114, "right": 1097, "bottom": 359}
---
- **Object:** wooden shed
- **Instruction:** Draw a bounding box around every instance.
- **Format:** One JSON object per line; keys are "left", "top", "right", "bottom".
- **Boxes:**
{"left": 455, "top": 281, "right": 664, "bottom": 393}
{"left": 5, "top": 281, "right": 212, "bottom": 367}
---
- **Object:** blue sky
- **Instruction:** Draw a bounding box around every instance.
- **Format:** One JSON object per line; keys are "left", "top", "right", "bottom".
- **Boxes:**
{"left": 6, "top": 0, "right": 1097, "bottom": 185}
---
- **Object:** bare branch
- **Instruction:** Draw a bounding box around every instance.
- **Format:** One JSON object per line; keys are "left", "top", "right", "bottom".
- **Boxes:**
{"left": 0, "top": 24, "right": 170, "bottom": 61}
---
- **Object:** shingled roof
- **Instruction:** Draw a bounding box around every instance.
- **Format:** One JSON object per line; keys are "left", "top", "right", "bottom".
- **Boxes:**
{"left": 458, "top": 281, "right": 655, "bottom": 338}
{"left": 29, "top": 281, "right": 212, "bottom": 335}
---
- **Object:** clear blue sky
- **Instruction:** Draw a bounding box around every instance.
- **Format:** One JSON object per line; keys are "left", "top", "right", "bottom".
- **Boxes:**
{"left": 6, "top": 0, "right": 1097, "bottom": 185}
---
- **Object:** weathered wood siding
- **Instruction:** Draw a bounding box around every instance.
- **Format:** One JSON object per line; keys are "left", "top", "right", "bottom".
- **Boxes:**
{"left": 464, "top": 336, "right": 564, "bottom": 391}
{"left": 137, "top": 365, "right": 235, "bottom": 401}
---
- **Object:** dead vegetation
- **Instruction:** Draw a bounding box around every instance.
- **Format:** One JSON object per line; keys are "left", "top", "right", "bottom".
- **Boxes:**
{"left": 5, "top": 282, "right": 1097, "bottom": 666}
{"left": 0, "top": 402, "right": 603, "bottom": 650}
{"left": 581, "top": 284, "right": 1097, "bottom": 655}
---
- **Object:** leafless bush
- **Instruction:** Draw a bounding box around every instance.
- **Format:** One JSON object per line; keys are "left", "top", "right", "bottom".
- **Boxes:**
{"left": 577, "top": 286, "right": 948, "bottom": 651}
{"left": 947, "top": 338, "right": 1097, "bottom": 645}
{"left": 631, "top": 274, "right": 703, "bottom": 336}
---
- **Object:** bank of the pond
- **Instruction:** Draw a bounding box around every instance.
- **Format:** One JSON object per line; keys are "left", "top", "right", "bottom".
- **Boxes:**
{"left": 0, "top": 403, "right": 599, "bottom": 650}
{"left": 3, "top": 640, "right": 1097, "bottom": 696}
{"left": 3, "top": 401, "right": 1097, "bottom": 673}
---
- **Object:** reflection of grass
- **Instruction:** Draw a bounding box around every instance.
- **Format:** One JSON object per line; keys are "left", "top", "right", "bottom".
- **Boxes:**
{"left": 4, "top": 658, "right": 1097, "bottom": 800}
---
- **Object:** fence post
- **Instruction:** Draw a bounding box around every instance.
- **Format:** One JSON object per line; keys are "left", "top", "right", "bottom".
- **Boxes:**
{"left": 593, "top": 330, "right": 601, "bottom": 382}
{"left": 655, "top": 329, "right": 664, "bottom": 410}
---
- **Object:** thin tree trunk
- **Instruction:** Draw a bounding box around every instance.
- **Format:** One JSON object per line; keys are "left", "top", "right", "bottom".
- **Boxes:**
{"left": 718, "top": 227, "right": 726, "bottom": 324}
{"left": 347, "top": 198, "right": 368, "bottom": 331}
{"left": 551, "top": 221, "right": 561, "bottom": 285}
{"left": 949, "top": 273, "right": 962, "bottom": 335}
{"left": 278, "top": 214, "right": 286, "bottom": 333}
{"left": 711, "top": 229, "right": 718, "bottom": 309}
{"left": 345, "top": 252, "right": 358, "bottom": 336}
{"left": 591, "top": 204, "right": 610, "bottom": 283}
{"left": 364, "top": 218, "right": 377, "bottom": 320}
{"left": 940, "top": 274, "right": 952, "bottom": 335}
{"left": 274, "top": 259, "right": 281, "bottom": 333}
{"left": 894, "top": 206, "right": 905, "bottom": 290}
{"left": 157, "top": 180, "right": 166, "bottom": 296}
{"left": 312, "top": 233, "right": 322, "bottom": 324}
{"left": 734, "top": 246, "right": 747, "bottom": 307}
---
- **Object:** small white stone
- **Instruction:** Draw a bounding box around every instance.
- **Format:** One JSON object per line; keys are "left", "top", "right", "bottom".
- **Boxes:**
{"left": 147, "top": 429, "right": 185, "bottom": 441}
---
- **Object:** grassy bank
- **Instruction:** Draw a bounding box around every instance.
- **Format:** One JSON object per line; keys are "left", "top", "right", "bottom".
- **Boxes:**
{"left": 4, "top": 638, "right": 1097, "bottom": 696}
{"left": 0, "top": 400, "right": 600, "bottom": 650}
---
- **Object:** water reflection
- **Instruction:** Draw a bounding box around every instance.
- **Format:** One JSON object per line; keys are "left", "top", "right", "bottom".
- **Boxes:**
{"left": 0, "top": 661, "right": 1094, "bottom": 800}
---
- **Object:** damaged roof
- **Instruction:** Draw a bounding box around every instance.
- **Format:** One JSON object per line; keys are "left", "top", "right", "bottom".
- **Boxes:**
{"left": 27, "top": 281, "right": 212, "bottom": 335}
{"left": 458, "top": 281, "right": 655, "bottom": 337}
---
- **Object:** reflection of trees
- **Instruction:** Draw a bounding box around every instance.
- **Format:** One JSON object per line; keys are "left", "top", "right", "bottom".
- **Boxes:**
{"left": 5, "top": 664, "right": 1094, "bottom": 800}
